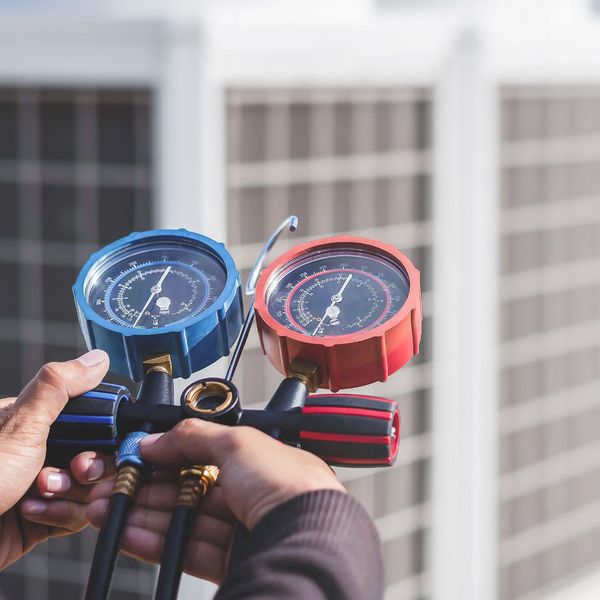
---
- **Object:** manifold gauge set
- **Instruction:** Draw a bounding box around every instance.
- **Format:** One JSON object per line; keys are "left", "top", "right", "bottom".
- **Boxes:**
{"left": 46, "top": 217, "right": 422, "bottom": 600}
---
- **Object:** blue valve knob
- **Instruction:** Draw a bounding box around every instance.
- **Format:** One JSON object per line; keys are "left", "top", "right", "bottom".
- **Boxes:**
{"left": 47, "top": 383, "right": 130, "bottom": 467}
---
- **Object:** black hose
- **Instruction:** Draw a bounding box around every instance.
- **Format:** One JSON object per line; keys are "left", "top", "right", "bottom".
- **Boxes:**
{"left": 154, "top": 505, "right": 198, "bottom": 600}
{"left": 84, "top": 370, "right": 174, "bottom": 600}
{"left": 224, "top": 300, "right": 255, "bottom": 381}
{"left": 84, "top": 492, "right": 134, "bottom": 600}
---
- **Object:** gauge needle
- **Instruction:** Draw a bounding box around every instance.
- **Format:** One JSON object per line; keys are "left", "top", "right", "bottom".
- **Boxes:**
{"left": 133, "top": 266, "right": 172, "bottom": 327}
{"left": 311, "top": 274, "right": 352, "bottom": 336}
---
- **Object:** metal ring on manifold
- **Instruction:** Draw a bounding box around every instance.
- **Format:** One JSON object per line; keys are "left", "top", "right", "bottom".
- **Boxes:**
{"left": 183, "top": 380, "right": 234, "bottom": 415}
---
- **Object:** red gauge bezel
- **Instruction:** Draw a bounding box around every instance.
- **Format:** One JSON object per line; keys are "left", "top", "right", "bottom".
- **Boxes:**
{"left": 254, "top": 235, "right": 422, "bottom": 391}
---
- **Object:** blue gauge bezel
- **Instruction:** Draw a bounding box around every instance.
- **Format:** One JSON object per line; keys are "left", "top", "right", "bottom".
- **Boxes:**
{"left": 73, "top": 229, "right": 242, "bottom": 381}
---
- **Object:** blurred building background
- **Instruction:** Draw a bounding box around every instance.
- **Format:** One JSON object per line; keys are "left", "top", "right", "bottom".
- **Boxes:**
{"left": 0, "top": 1, "right": 600, "bottom": 599}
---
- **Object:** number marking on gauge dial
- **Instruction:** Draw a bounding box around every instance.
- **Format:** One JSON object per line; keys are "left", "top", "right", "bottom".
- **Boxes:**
{"left": 132, "top": 265, "right": 172, "bottom": 327}
{"left": 266, "top": 252, "right": 408, "bottom": 339}
{"left": 86, "top": 243, "right": 227, "bottom": 330}
{"left": 311, "top": 273, "right": 353, "bottom": 336}
{"left": 106, "top": 262, "right": 210, "bottom": 329}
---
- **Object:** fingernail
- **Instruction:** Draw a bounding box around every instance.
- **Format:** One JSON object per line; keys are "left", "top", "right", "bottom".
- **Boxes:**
{"left": 140, "top": 433, "right": 163, "bottom": 448}
{"left": 77, "top": 349, "right": 108, "bottom": 367}
{"left": 22, "top": 499, "right": 47, "bottom": 515}
{"left": 86, "top": 458, "right": 105, "bottom": 481}
{"left": 46, "top": 472, "right": 71, "bottom": 493}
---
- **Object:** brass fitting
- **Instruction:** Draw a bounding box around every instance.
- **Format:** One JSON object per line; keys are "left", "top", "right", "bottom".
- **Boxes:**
{"left": 143, "top": 354, "right": 173, "bottom": 376}
{"left": 176, "top": 465, "right": 220, "bottom": 509}
{"left": 112, "top": 465, "right": 143, "bottom": 498}
{"left": 288, "top": 358, "right": 321, "bottom": 392}
{"left": 183, "top": 380, "right": 234, "bottom": 416}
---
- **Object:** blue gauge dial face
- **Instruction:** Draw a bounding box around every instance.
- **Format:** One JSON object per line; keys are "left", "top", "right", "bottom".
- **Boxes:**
{"left": 84, "top": 242, "right": 227, "bottom": 329}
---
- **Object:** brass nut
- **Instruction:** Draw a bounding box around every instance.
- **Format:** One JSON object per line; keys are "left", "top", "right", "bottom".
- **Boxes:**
{"left": 143, "top": 354, "right": 173, "bottom": 376}
{"left": 184, "top": 381, "right": 233, "bottom": 415}
{"left": 202, "top": 465, "right": 220, "bottom": 485}
{"left": 287, "top": 358, "right": 321, "bottom": 392}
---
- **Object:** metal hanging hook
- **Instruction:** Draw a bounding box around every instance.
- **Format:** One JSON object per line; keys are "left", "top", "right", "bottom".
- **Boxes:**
{"left": 223, "top": 215, "right": 298, "bottom": 382}
{"left": 245, "top": 215, "right": 298, "bottom": 296}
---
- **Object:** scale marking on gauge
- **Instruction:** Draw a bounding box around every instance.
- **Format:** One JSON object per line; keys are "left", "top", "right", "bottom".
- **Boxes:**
{"left": 85, "top": 242, "right": 227, "bottom": 330}
{"left": 266, "top": 253, "right": 408, "bottom": 338}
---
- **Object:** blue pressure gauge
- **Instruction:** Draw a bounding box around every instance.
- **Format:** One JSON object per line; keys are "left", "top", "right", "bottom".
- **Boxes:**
{"left": 73, "top": 229, "right": 243, "bottom": 381}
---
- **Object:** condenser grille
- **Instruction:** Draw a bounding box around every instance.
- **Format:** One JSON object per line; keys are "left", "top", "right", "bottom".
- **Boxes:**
{"left": 0, "top": 87, "right": 153, "bottom": 600}
{"left": 499, "top": 86, "right": 600, "bottom": 600}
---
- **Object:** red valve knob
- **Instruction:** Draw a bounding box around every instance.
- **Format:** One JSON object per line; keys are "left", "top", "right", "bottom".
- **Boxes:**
{"left": 298, "top": 394, "right": 400, "bottom": 467}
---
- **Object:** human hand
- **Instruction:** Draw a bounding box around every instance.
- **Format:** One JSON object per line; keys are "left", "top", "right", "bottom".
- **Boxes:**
{"left": 0, "top": 350, "right": 113, "bottom": 570}
{"left": 88, "top": 420, "right": 345, "bottom": 583}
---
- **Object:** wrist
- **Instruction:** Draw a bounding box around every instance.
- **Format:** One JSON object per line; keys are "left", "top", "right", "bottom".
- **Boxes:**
{"left": 248, "top": 480, "right": 346, "bottom": 530}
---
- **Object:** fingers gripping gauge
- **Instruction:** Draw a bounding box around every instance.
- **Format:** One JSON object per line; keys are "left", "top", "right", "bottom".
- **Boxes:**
{"left": 73, "top": 229, "right": 243, "bottom": 381}
{"left": 254, "top": 236, "right": 422, "bottom": 391}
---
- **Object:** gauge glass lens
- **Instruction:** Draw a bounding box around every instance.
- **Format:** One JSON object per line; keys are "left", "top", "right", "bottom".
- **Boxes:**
{"left": 265, "top": 248, "right": 410, "bottom": 337}
{"left": 84, "top": 241, "right": 227, "bottom": 329}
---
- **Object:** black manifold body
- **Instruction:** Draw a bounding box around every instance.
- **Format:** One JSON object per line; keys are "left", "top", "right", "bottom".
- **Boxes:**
{"left": 48, "top": 381, "right": 400, "bottom": 469}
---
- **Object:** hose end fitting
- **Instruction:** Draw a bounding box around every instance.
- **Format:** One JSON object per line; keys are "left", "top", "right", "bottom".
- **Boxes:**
{"left": 176, "top": 465, "right": 219, "bottom": 509}
{"left": 112, "top": 465, "right": 143, "bottom": 498}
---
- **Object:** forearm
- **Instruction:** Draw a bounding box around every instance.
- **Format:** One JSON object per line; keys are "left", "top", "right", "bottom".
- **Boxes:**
{"left": 216, "top": 490, "right": 384, "bottom": 600}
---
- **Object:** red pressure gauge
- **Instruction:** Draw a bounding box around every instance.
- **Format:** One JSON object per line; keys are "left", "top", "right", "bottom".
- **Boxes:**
{"left": 254, "top": 236, "right": 422, "bottom": 391}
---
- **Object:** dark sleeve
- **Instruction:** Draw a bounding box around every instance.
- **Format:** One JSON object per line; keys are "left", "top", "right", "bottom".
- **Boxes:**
{"left": 214, "top": 490, "right": 384, "bottom": 600}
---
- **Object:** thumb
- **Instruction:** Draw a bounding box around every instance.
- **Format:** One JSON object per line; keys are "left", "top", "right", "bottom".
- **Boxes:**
{"left": 0, "top": 350, "right": 109, "bottom": 516}
{"left": 13, "top": 349, "right": 109, "bottom": 430}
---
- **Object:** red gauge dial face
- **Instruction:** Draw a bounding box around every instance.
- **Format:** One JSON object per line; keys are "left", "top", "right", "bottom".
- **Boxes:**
{"left": 265, "top": 248, "right": 410, "bottom": 338}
